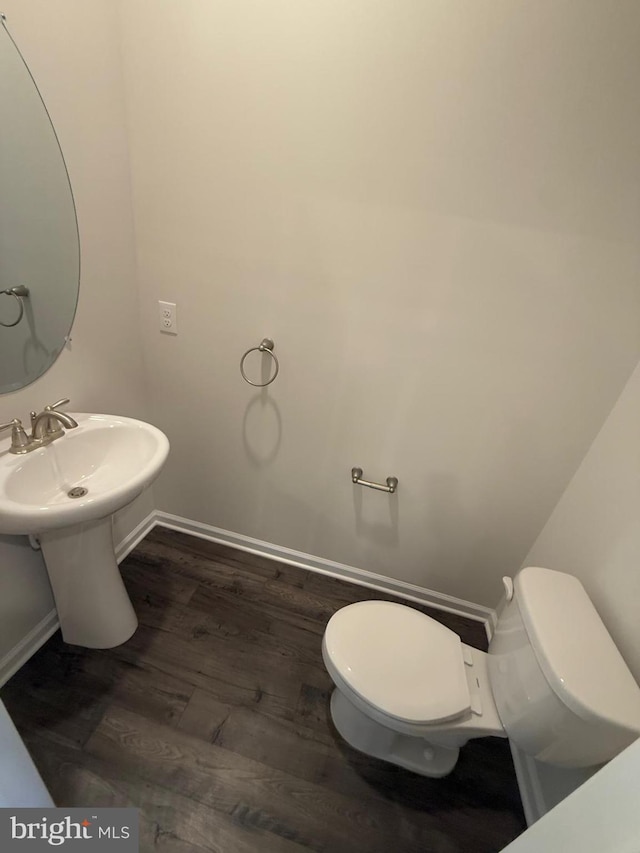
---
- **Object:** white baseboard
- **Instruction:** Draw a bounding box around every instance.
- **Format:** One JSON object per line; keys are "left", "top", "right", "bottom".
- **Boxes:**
{"left": 1, "top": 509, "right": 496, "bottom": 683}
{"left": 115, "top": 512, "right": 158, "bottom": 563}
{"left": 510, "top": 742, "right": 546, "bottom": 826}
{"left": 510, "top": 741, "right": 596, "bottom": 827}
{"left": 153, "top": 511, "right": 496, "bottom": 633}
{"left": 0, "top": 609, "right": 59, "bottom": 687}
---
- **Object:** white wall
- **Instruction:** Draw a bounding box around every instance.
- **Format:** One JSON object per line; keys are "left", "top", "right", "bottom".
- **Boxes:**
{"left": 0, "top": 1, "right": 149, "bottom": 670}
{"left": 525, "top": 362, "right": 640, "bottom": 682}
{"left": 1, "top": 0, "right": 638, "bottom": 673}
{"left": 118, "top": 0, "right": 640, "bottom": 606}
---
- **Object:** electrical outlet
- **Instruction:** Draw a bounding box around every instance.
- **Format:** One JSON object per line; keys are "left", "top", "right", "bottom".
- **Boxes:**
{"left": 158, "top": 300, "right": 178, "bottom": 335}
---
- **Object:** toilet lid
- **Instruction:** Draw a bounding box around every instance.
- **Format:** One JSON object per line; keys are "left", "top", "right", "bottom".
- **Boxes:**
{"left": 324, "top": 601, "right": 471, "bottom": 724}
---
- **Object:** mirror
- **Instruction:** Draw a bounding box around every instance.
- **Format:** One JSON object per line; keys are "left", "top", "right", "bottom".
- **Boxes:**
{"left": 0, "top": 18, "right": 79, "bottom": 394}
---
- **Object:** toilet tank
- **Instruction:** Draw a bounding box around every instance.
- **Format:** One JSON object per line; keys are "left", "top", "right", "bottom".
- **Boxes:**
{"left": 487, "top": 566, "right": 640, "bottom": 768}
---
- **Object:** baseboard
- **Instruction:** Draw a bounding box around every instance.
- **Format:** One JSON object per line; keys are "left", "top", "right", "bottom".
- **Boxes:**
{"left": 510, "top": 743, "right": 546, "bottom": 826}
{"left": 153, "top": 511, "right": 496, "bottom": 631}
{"left": 1, "top": 509, "right": 496, "bottom": 683}
{"left": 510, "top": 741, "right": 596, "bottom": 827}
{"left": 0, "top": 609, "right": 59, "bottom": 687}
{"left": 115, "top": 511, "right": 158, "bottom": 564}
{"left": 484, "top": 609, "right": 498, "bottom": 642}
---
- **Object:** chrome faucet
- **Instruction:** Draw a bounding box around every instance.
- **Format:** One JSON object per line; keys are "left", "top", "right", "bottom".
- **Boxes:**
{"left": 0, "top": 398, "right": 78, "bottom": 455}
{"left": 30, "top": 398, "right": 78, "bottom": 444}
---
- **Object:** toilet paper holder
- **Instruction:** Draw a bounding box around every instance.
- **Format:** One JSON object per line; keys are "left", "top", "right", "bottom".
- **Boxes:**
{"left": 351, "top": 467, "right": 398, "bottom": 494}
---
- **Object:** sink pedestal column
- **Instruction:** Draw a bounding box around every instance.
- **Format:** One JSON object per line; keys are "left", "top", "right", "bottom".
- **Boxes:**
{"left": 39, "top": 516, "right": 138, "bottom": 648}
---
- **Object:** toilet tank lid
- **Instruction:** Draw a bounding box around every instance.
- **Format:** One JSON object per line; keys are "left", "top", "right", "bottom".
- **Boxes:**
{"left": 514, "top": 567, "right": 640, "bottom": 733}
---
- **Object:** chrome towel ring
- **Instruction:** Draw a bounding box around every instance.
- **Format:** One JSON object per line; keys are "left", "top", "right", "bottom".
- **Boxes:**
{"left": 240, "top": 338, "right": 280, "bottom": 387}
{"left": 0, "top": 285, "right": 29, "bottom": 328}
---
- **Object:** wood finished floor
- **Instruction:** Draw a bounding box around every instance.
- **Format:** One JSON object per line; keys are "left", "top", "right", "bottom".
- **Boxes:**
{"left": 1, "top": 527, "right": 525, "bottom": 853}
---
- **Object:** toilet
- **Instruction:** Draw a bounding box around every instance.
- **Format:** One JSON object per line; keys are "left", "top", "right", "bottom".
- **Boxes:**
{"left": 322, "top": 566, "right": 640, "bottom": 777}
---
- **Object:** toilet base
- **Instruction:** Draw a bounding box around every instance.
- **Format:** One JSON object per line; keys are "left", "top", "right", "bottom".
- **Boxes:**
{"left": 330, "top": 689, "right": 460, "bottom": 778}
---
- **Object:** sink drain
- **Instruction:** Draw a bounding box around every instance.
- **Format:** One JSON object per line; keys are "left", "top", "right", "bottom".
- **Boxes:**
{"left": 67, "top": 486, "right": 88, "bottom": 499}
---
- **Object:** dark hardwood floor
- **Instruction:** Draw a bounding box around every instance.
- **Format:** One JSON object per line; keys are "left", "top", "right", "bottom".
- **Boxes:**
{"left": 1, "top": 527, "right": 526, "bottom": 852}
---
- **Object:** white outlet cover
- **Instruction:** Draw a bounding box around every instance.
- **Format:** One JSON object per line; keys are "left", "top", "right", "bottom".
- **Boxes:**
{"left": 158, "top": 300, "right": 178, "bottom": 335}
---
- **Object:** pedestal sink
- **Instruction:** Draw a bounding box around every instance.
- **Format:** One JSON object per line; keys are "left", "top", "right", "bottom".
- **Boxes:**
{"left": 0, "top": 414, "right": 169, "bottom": 648}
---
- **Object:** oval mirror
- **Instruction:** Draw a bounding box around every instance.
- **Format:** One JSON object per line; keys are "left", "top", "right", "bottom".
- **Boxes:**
{"left": 0, "top": 18, "right": 80, "bottom": 394}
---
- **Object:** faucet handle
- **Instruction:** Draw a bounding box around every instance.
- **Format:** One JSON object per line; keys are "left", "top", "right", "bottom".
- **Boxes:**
{"left": 0, "top": 418, "right": 22, "bottom": 437}
{"left": 47, "top": 398, "right": 71, "bottom": 411}
{"left": 0, "top": 418, "right": 31, "bottom": 453}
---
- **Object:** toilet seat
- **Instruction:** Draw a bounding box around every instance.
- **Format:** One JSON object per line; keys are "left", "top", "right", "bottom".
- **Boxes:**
{"left": 323, "top": 601, "right": 471, "bottom": 725}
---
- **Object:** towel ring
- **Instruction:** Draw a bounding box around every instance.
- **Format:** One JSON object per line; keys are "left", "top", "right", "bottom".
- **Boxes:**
{"left": 240, "top": 338, "right": 280, "bottom": 387}
{"left": 0, "top": 286, "right": 29, "bottom": 328}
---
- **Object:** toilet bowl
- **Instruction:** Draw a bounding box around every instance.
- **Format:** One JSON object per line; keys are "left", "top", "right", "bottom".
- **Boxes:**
{"left": 322, "top": 567, "right": 640, "bottom": 777}
{"left": 322, "top": 600, "right": 505, "bottom": 776}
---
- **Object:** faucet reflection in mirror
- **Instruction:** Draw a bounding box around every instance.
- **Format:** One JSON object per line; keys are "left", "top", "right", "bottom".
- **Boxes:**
{"left": 0, "top": 17, "right": 80, "bottom": 393}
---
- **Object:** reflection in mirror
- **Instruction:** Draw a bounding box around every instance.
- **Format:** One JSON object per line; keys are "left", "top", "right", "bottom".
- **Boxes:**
{"left": 0, "top": 18, "right": 79, "bottom": 394}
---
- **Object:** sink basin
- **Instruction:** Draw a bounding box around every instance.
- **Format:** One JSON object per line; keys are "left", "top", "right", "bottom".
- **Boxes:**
{"left": 0, "top": 413, "right": 169, "bottom": 649}
{"left": 0, "top": 413, "right": 169, "bottom": 534}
